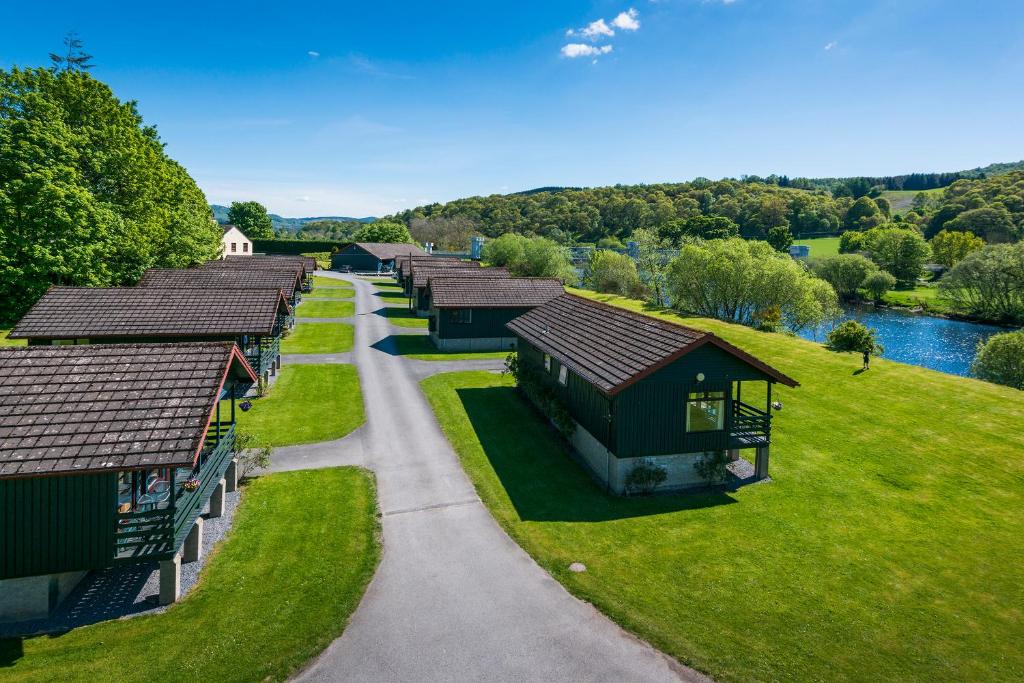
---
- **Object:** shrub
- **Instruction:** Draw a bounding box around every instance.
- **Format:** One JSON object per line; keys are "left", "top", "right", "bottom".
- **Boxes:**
{"left": 826, "top": 320, "right": 884, "bottom": 357}
{"left": 862, "top": 270, "right": 897, "bottom": 301}
{"left": 233, "top": 431, "right": 274, "bottom": 479}
{"left": 625, "top": 462, "right": 668, "bottom": 495}
{"left": 585, "top": 250, "right": 640, "bottom": 295}
{"left": 693, "top": 451, "right": 730, "bottom": 483}
{"left": 972, "top": 331, "right": 1024, "bottom": 390}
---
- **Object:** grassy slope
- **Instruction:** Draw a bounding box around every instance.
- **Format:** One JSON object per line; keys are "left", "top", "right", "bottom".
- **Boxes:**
{"left": 297, "top": 300, "right": 355, "bottom": 318}
{"left": 237, "top": 364, "right": 364, "bottom": 446}
{"left": 388, "top": 334, "right": 511, "bottom": 361}
{"left": 422, "top": 290, "right": 1024, "bottom": 682}
{"left": 2, "top": 468, "right": 380, "bottom": 683}
{"left": 281, "top": 323, "right": 354, "bottom": 354}
{"left": 881, "top": 188, "right": 944, "bottom": 214}
{"left": 793, "top": 236, "right": 840, "bottom": 257}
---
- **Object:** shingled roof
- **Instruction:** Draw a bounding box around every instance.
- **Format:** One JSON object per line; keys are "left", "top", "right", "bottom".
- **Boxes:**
{"left": 429, "top": 277, "right": 564, "bottom": 308}
{"left": 506, "top": 294, "right": 798, "bottom": 395}
{"left": 10, "top": 288, "right": 290, "bottom": 341}
{"left": 207, "top": 256, "right": 309, "bottom": 279}
{"left": 350, "top": 242, "right": 428, "bottom": 260}
{"left": 412, "top": 265, "right": 504, "bottom": 289}
{"left": 139, "top": 267, "right": 301, "bottom": 298}
{"left": 395, "top": 255, "right": 465, "bottom": 276}
{"left": 0, "top": 343, "right": 257, "bottom": 477}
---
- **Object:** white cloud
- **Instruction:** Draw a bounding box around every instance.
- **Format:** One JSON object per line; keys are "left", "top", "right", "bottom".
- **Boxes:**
{"left": 307, "top": 50, "right": 320, "bottom": 58}
{"left": 824, "top": 41, "right": 837, "bottom": 51}
{"left": 582, "top": 18, "right": 615, "bottom": 39}
{"left": 611, "top": 9, "right": 640, "bottom": 31}
{"left": 561, "top": 43, "right": 614, "bottom": 58}
{"left": 296, "top": 195, "right": 312, "bottom": 202}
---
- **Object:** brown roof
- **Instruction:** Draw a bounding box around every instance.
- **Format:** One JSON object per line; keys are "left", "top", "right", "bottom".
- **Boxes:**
{"left": 210, "top": 255, "right": 310, "bottom": 277}
{"left": 10, "top": 287, "right": 290, "bottom": 340}
{"left": 351, "top": 242, "right": 428, "bottom": 260}
{"left": 412, "top": 266, "right": 507, "bottom": 289}
{"left": 0, "top": 343, "right": 257, "bottom": 477}
{"left": 139, "top": 267, "right": 300, "bottom": 298}
{"left": 429, "top": 277, "right": 564, "bottom": 309}
{"left": 395, "top": 255, "right": 465, "bottom": 276}
{"left": 506, "top": 294, "right": 798, "bottom": 395}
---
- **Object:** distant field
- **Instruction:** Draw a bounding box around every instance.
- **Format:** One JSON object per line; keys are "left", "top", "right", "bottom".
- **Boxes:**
{"left": 794, "top": 236, "right": 841, "bottom": 258}
{"left": 881, "top": 188, "right": 944, "bottom": 214}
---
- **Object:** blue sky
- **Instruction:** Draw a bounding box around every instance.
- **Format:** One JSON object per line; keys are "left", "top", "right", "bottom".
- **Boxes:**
{"left": 3, "top": 1, "right": 1024, "bottom": 217}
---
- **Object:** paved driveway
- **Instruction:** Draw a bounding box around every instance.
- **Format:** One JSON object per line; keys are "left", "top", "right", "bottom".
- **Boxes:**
{"left": 277, "top": 273, "right": 702, "bottom": 683}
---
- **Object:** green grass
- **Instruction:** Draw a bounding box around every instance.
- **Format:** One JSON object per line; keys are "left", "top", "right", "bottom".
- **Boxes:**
{"left": 376, "top": 306, "right": 428, "bottom": 328}
{"left": 422, "top": 290, "right": 1024, "bottom": 682}
{"left": 1, "top": 468, "right": 380, "bottom": 682}
{"left": 881, "top": 188, "right": 945, "bottom": 214}
{"left": 882, "top": 285, "right": 954, "bottom": 315}
{"left": 281, "top": 323, "right": 354, "bottom": 354}
{"left": 0, "top": 330, "right": 24, "bottom": 347}
{"left": 304, "top": 287, "right": 354, "bottom": 299}
{"left": 236, "top": 364, "right": 364, "bottom": 446}
{"left": 297, "top": 300, "right": 355, "bottom": 318}
{"left": 312, "top": 275, "right": 350, "bottom": 288}
{"left": 793, "top": 236, "right": 840, "bottom": 257}
{"left": 373, "top": 281, "right": 403, "bottom": 290}
{"left": 386, "top": 334, "right": 511, "bottom": 360}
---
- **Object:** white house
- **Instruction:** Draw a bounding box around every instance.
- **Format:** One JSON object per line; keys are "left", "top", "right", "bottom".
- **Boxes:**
{"left": 221, "top": 224, "right": 253, "bottom": 258}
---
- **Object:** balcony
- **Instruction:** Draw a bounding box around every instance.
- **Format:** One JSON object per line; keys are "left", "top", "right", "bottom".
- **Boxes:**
{"left": 730, "top": 401, "right": 770, "bottom": 448}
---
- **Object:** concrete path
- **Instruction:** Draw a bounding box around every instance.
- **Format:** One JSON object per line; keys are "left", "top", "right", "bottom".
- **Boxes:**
{"left": 280, "top": 272, "right": 699, "bottom": 683}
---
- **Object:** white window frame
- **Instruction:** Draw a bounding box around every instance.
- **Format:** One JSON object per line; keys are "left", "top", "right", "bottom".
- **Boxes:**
{"left": 558, "top": 364, "right": 568, "bottom": 385}
{"left": 686, "top": 391, "right": 726, "bottom": 433}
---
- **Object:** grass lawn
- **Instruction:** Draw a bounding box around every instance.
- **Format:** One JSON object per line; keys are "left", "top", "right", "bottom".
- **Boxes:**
{"left": 385, "top": 334, "right": 511, "bottom": 361}
{"left": 882, "top": 285, "right": 954, "bottom": 315}
{"left": 373, "top": 289, "right": 408, "bottom": 302}
{"left": 376, "top": 306, "right": 428, "bottom": 328}
{"left": 422, "top": 290, "right": 1024, "bottom": 682}
{"left": 793, "top": 235, "right": 840, "bottom": 257}
{"left": 1, "top": 468, "right": 380, "bottom": 682}
{"left": 305, "top": 287, "right": 354, "bottom": 299}
{"left": 0, "top": 330, "right": 24, "bottom": 347}
{"left": 236, "top": 364, "right": 364, "bottom": 446}
{"left": 312, "top": 275, "right": 350, "bottom": 288}
{"left": 881, "top": 188, "right": 945, "bottom": 214}
{"left": 297, "top": 300, "right": 355, "bottom": 318}
{"left": 281, "top": 323, "right": 354, "bottom": 354}
{"left": 373, "top": 281, "right": 403, "bottom": 290}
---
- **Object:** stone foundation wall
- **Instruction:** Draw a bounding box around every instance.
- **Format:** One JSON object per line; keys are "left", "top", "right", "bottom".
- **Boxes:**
{"left": 0, "top": 571, "right": 87, "bottom": 623}
{"left": 430, "top": 335, "right": 518, "bottom": 353}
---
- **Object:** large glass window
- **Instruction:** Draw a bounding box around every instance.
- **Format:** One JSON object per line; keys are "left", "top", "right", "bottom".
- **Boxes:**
{"left": 451, "top": 309, "right": 472, "bottom": 324}
{"left": 687, "top": 391, "right": 726, "bottom": 432}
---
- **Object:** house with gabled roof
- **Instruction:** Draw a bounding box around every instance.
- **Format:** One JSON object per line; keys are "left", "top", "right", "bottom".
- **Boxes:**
{"left": 139, "top": 267, "right": 303, "bottom": 324}
{"left": 0, "top": 342, "right": 256, "bottom": 620}
{"left": 410, "top": 264, "right": 506, "bottom": 316}
{"left": 212, "top": 254, "right": 316, "bottom": 292}
{"left": 220, "top": 224, "right": 252, "bottom": 258}
{"left": 394, "top": 255, "right": 466, "bottom": 293}
{"left": 427, "top": 277, "right": 564, "bottom": 351}
{"left": 331, "top": 242, "right": 428, "bottom": 273}
{"left": 9, "top": 287, "right": 290, "bottom": 382}
{"left": 506, "top": 294, "right": 798, "bottom": 494}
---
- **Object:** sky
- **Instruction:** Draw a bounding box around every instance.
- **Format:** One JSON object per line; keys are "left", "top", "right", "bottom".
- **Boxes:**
{"left": 3, "top": 1, "right": 1024, "bottom": 217}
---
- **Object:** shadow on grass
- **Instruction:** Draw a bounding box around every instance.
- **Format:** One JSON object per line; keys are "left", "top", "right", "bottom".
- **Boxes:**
{"left": 0, "top": 638, "right": 22, "bottom": 667}
{"left": 455, "top": 386, "right": 736, "bottom": 522}
{"left": 374, "top": 290, "right": 408, "bottom": 301}
{"left": 372, "top": 307, "right": 427, "bottom": 327}
{"left": 370, "top": 334, "right": 426, "bottom": 356}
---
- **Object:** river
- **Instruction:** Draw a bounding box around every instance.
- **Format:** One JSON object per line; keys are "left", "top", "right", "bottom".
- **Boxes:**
{"left": 798, "top": 305, "right": 1010, "bottom": 377}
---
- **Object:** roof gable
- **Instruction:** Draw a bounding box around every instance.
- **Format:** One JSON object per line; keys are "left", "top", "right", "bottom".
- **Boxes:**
{"left": 429, "top": 277, "right": 564, "bottom": 308}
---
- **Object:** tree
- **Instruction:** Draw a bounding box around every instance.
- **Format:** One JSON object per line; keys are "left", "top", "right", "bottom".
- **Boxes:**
{"left": 482, "top": 233, "right": 526, "bottom": 267}
{"left": 939, "top": 243, "right": 1024, "bottom": 322}
{"left": 408, "top": 215, "right": 476, "bottom": 251}
{"left": 49, "top": 32, "right": 94, "bottom": 72}
{"left": 660, "top": 215, "right": 738, "bottom": 244}
{"left": 873, "top": 196, "right": 891, "bottom": 217}
{"left": 810, "top": 254, "right": 879, "bottom": 300}
{"left": 0, "top": 67, "right": 220, "bottom": 325}
{"left": 585, "top": 250, "right": 640, "bottom": 296}
{"left": 665, "top": 238, "right": 839, "bottom": 332}
{"left": 862, "top": 270, "right": 897, "bottom": 301}
{"left": 481, "top": 233, "right": 573, "bottom": 281}
{"left": 631, "top": 227, "right": 673, "bottom": 305}
{"left": 826, "top": 320, "right": 884, "bottom": 366}
{"left": 971, "top": 331, "right": 1024, "bottom": 390}
{"left": 844, "top": 197, "right": 885, "bottom": 231}
{"left": 353, "top": 221, "right": 414, "bottom": 244}
{"left": 766, "top": 225, "right": 794, "bottom": 253}
{"left": 943, "top": 206, "right": 1018, "bottom": 243}
{"left": 861, "top": 226, "right": 931, "bottom": 285}
{"left": 226, "top": 201, "right": 273, "bottom": 240}
{"left": 930, "top": 229, "right": 984, "bottom": 268}
{"left": 839, "top": 231, "right": 867, "bottom": 253}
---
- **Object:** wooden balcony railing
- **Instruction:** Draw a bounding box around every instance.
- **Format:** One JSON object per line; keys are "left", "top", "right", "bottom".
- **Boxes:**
{"left": 730, "top": 401, "right": 771, "bottom": 447}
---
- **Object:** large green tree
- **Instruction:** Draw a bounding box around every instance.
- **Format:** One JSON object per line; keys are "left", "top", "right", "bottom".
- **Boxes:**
{"left": 939, "top": 243, "right": 1024, "bottom": 322}
{"left": 227, "top": 200, "right": 273, "bottom": 239}
{"left": 0, "top": 67, "right": 220, "bottom": 325}
{"left": 353, "top": 221, "right": 414, "bottom": 244}
{"left": 861, "top": 226, "right": 931, "bottom": 285}
{"left": 972, "top": 331, "right": 1024, "bottom": 389}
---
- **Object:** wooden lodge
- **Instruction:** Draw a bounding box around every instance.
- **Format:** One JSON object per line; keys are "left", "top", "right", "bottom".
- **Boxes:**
{"left": 8, "top": 287, "right": 290, "bottom": 382}
{"left": 0, "top": 343, "right": 257, "bottom": 620}
{"left": 506, "top": 294, "right": 798, "bottom": 494}
{"left": 394, "top": 255, "right": 466, "bottom": 294}
{"left": 426, "top": 277, "right": 564, "bottom": 351}
{"left": 331, "top": 242, "right": 428, "bottom": 273}
{"left": 207, "top": 254, "right": 316, "bottom": 292}
{"left": 409, "top": 264, "right": 508, "bottom": 316}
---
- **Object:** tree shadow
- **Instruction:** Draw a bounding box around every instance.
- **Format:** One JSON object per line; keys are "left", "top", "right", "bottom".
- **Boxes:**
{"left": 455, "top": 386, "right": 737, "bottom": 522}
{"left": 370, "top": 334, "right": 429, "bottom": 357}
{"left": 0, "top": 638, "right": 22, "bottom": 667}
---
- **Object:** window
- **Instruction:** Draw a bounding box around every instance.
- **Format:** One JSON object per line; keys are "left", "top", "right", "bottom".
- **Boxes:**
{"left": 231, "top": 242, "right": 237, "bottom": 253}
{"left": 544, "top": 353, "right": 551, "bottom": 371}
{"left": 450, "top": 309, "right": 472, "bottom": 324}
{"left": 686, "top": 391, "right": 726, "bottom": 432}
{"left": 558, "top": 365, "right": 568, "bottom": 385}
{"left": 242, "top": 243, "right": 249, "bottom": 253}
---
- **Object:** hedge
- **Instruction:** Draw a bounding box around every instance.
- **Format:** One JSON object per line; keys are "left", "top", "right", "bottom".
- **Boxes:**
{"left": 253, "top": 239, "right": 348, "bottom": 255}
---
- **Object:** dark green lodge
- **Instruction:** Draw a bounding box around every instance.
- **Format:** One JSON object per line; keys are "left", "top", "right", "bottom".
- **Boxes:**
{"left": 426, "top": 276, "right": 564, "bottom": 351}
{"left": 0, "top": 343, "right": 256, "bottom": 622}
{"left": 9, "top": 286, "right": 290, "bottom": 382}
{"left": 331, "top": 242, "right": 428, "bottom": 273}
{"left": 506, "top": 294, "right": 799, "bottom": 494}
{"left": 409, "top": 264, "right": 506, "bottom": 316}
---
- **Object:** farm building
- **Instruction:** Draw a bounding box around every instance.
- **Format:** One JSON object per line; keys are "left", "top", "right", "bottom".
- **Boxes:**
{"left": 220, "top": 224, "right": 252, "bottom": 257}
{"left": 506, "top": 294, "right": 798, "bottom": 494}
{"left": 331, "top": 242, "right": 428, "bottom": 273}
{"left": 8, "top": 287, "right": 290, "bottom": 382}
{"left": 427, "top": 277, "right": 564, "bottom": 351}
{"left": 139, "top": 267, "right": 303, "bottom": 323}
{"left": 209, "top": 255, "right": 315, "bottom": 292}
{"left": 410, "top": 265, "right": 508, "bottom": 316}
{"left": 0, "top": 342, "right": 256, "bottom": 621}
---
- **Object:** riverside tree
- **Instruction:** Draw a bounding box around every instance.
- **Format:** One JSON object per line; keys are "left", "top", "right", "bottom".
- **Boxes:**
{"left": 971, "top": 331, "right": 1024, "bottom": 390}
{"left": 0, "top": 67, "right": 221, "bottom": 325}
{"left": 810, "top": 254, "right": 880, "bottom": 300}
{"left": 930, "top": 229, "right": 984, "bottom": 268}
{"left": 939, "top": 243, "right": 1024, "bottom": 322}
{"left": 585, "top": 250, "right": 641, "bottom": 296}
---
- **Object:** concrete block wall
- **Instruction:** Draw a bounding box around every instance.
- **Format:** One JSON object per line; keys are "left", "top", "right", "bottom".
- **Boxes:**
{"left": 0, "top": 570, "right": 87, "bottom": 623}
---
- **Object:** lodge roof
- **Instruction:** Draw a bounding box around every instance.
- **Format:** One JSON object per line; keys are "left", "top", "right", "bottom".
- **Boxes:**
{"left": 506, "top": 294, "right": 799, "bottom": 395}
{"left": 429, "top": 277, "right": 564, "bottom": 308}
{"left": 395, "top": 255, "right": 465, "bottom": 275}
{"left": 208, "top": 254, "right": 312, "bottom": 277}
{"left": 412, "top": 265, "right": 507, "bottom": 289}
{"left": 350, "top": 242, "right": 428, "bottom": 261}
{"left": 139, "top": 267, "right": 301, "bottom": 298}
{"left": 0, "top": 343, "right": 256, "bottom": 477}
{"left": 10, "top": 287, "right": 291, "bottom": 340}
